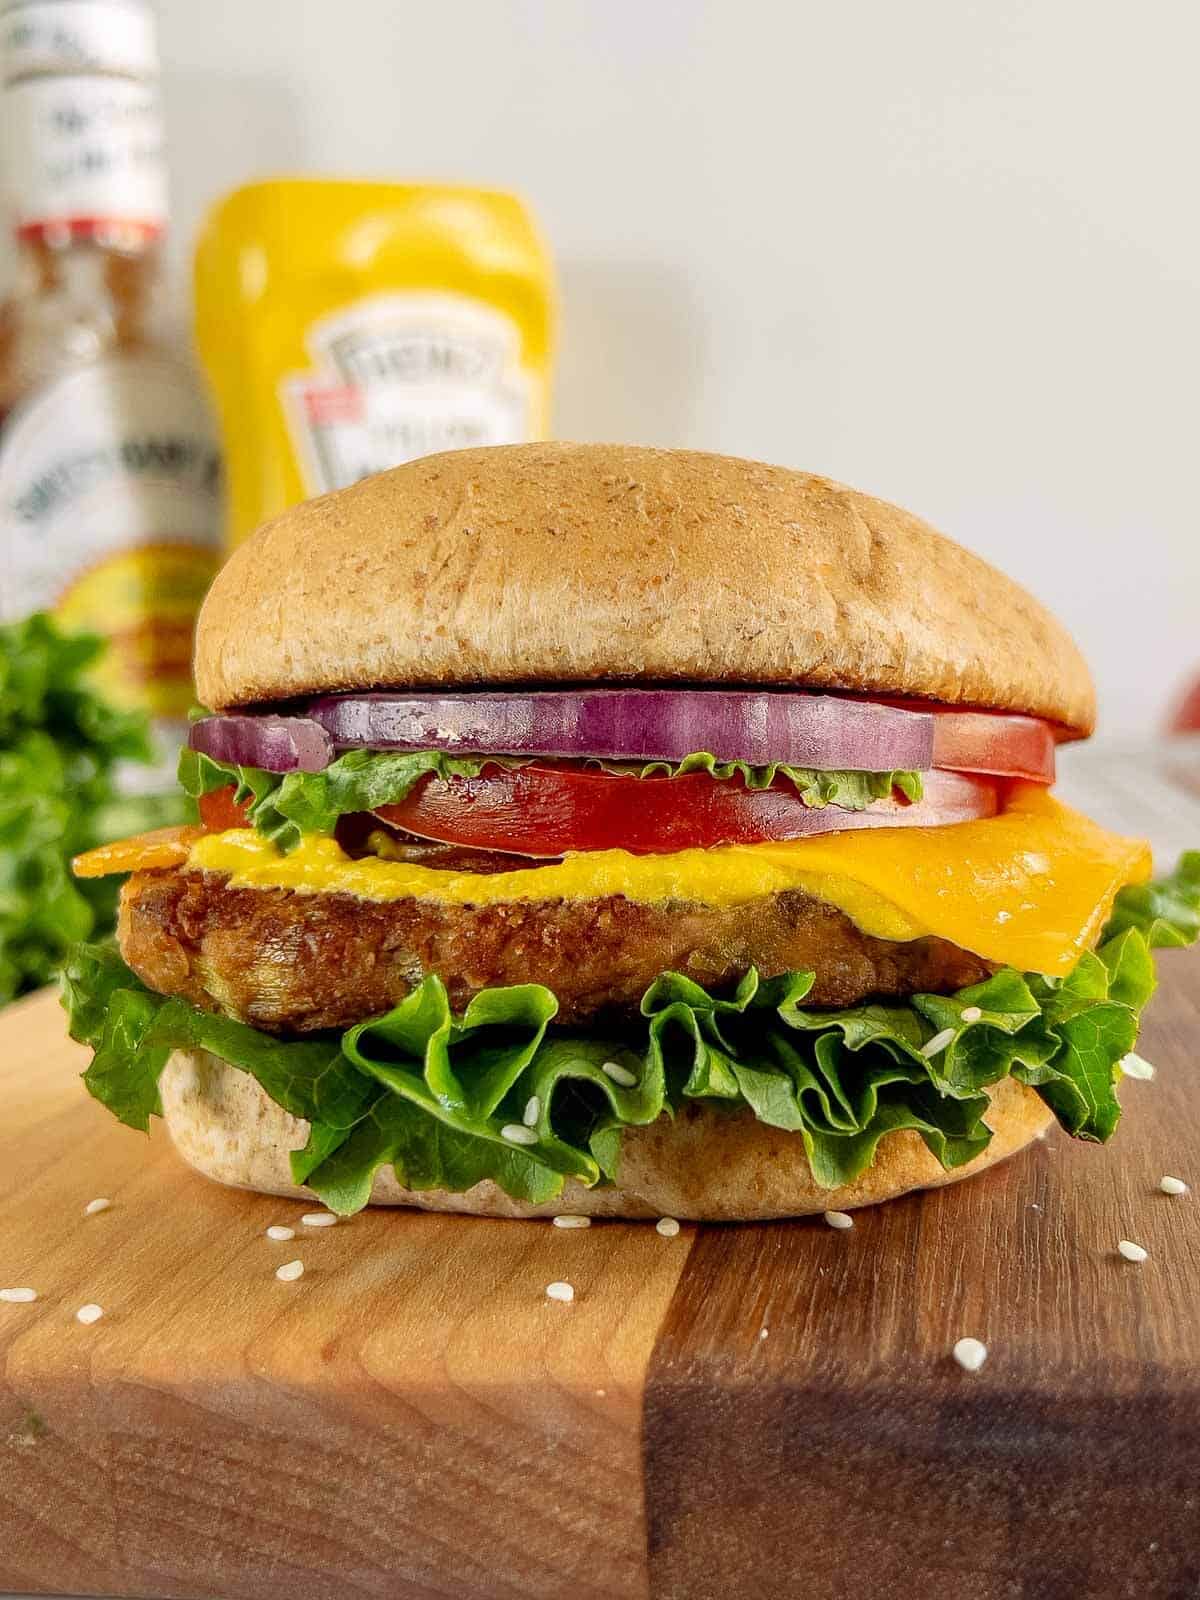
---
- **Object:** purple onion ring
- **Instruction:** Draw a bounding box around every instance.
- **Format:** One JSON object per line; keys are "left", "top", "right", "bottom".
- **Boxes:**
{"left": 189, "top": 714, "right": 334, "bottom": 773}
{"left": 189, "top": 690, "right": 935, "bottom": 775}
{"left": 306, "top": 688, "right": 935, "bottom": 771}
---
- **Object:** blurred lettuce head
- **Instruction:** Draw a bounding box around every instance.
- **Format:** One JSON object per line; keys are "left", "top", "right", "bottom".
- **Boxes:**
{"left": 0, "top": 612, "right": 187, "bottom": 1006}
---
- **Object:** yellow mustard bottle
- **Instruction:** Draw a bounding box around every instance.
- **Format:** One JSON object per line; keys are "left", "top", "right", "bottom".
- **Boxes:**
{"left": 193, "top": 178, "right": 556, "bottom": 549}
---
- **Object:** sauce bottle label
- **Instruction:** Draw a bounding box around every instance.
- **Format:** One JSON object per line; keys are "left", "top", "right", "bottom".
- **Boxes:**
{"left": 0, "top": 350, "right": 219, "bottom": 723}
{"left": 1, "top": 74, "right": 167, "bottom": 239}
{"left": 281, "top": 292, "right": 535, "bottom": 494}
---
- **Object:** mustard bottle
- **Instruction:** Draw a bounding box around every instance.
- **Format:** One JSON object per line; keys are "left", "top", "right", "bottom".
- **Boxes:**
{"left": 193, "top": 178, "right": 556, "bottom": 548}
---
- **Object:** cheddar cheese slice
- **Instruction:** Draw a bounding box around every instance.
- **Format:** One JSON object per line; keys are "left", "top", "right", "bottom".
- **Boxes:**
{"left": 175, "top": 784, "right": 1149, "bottom": 978}
{"left": 73, "top": 825, "right": 203, "bottom": 878}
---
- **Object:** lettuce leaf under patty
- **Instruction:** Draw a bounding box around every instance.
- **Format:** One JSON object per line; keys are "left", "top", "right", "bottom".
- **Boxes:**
{"left": 178, "top": 746, "right": 924, "bottom": 854}
{"left": 60, "top": 855, "right": 1200, "bottom": 1213}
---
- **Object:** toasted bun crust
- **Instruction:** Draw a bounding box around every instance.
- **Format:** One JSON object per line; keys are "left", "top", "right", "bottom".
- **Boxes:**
{"left": 194, "top": 443, "right": 1095, "bottom": 735}
{"left": 159, "top": 1049, "right": 1053, "bottom": 1221}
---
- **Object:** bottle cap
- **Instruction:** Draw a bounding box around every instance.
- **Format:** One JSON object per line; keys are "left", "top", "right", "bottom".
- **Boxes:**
{"left": 1, "top": 0, "right": 159, "bottom": 85}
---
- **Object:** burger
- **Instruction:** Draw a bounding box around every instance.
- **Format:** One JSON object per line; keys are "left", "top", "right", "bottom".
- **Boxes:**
{"left": 65, "top": 444, "right": 1199, "bottom": 1219}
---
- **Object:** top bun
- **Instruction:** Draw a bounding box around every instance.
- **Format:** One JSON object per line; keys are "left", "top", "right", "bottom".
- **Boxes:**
{"left": 195, "top": 443, "right": 1095, "bottom": 735}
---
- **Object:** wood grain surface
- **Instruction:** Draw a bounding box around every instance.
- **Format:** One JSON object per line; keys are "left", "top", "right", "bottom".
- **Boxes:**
{"left": 1, "top": 956, "right": 1198, "bottom": 1600}
{"left": 647, "top": 949, "right": 1200, "bottom": 1600}
{"left": 0, "top": 990, "right": 689, "bottom": 1600}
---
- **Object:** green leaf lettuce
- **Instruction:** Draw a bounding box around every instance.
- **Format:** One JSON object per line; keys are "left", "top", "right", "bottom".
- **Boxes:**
{"left": 178, "top": 745, "right": 924, "bottom": 854}
{"left": 0, "top": 613, "right": 189, "bottom": 1006}
{"left": 60, "top": 854, "right": 1200, "bottom": 1213}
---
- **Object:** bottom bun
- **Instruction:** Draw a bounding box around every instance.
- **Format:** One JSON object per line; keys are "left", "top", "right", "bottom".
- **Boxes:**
{"left": 159, "top": 1049, "right": 1054, "bottom": 1221}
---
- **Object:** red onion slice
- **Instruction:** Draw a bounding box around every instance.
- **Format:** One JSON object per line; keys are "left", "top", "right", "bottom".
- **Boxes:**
{"left": 189, "top": 715, "right": 334, "bottom": 773}
{"left": 306, "top": 689, "right": 935, "bottom": 771}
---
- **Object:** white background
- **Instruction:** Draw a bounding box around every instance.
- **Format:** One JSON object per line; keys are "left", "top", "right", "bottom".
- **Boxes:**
{"left": 49, "top": 1, "right": 1200, "bottom": 736}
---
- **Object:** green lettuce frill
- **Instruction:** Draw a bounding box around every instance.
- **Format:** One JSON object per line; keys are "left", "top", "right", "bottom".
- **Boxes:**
{"left": 61, "top": 855, "right": 1200, "bottom": 1214}
{"left": 178, "top": 746, "right": 924, "bottom": 854}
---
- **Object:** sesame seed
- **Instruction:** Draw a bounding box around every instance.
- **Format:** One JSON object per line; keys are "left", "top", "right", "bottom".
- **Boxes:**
{"left": 952, "top": 1337, "right": 988, "bottom": 1372}
{"left": 0, "top": 1287, "right": 37, "bottom": 1303}
{"left": 759, "top": 1327, "right": 769, "bottom": 1340}
{"left": 522, "top": 1095, "right": 540, "bottom": 1127}
{"left": 1160, "top": 1175, "right": 1189, "bottom": 1196}
{"left": 595, "top": 1387, "right": 606, "bottom": 1396}
{"left": 501, "top": 1123, "right": 538, "bottom": 1146}
{"left": 960, "top": 1005, "right": 983, "bottom": 1023}
{"left": 275, "top": 1259, "right": 304, "bottom": 1282}
{"left": 300, "top": 1211, "right": 336, "bottom": 1228}
{"left": 1120, "top": 1053, "right": 1155, "bottom": 1081}
{"left": 601, "top": 1059, "right": 637, "bottom": 1088}
{"left": 545, "top": 1280, "right": 574, "bottom": 1302}
{"left": 552, "top": 1215, "right": 591, "bottom": 1229}
{"left": 656, "top": 1217, "right": 681, "bottom": 1237}
{"left": 266, "top": 1225, "right": 295, "bottom": 1241}
{"left": 920, "top": 1027, "right": 956, "bottom": 1058}
{"left": 1118, "top": 1239, "right": 1148, "bottom": 1263}
{"left": 84, "top": 1197, "right": 111, "bottom": 1216}
{"left": 824, "top": 1210, "right": 854, "bottom": 1230}
{"left": 75, "top": 1303, "right": 103, "bottom": 1325}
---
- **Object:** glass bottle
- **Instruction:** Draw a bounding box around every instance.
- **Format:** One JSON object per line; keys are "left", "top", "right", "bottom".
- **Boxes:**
{"left": 0, "top": 0, "right": 220, "bottom": 787}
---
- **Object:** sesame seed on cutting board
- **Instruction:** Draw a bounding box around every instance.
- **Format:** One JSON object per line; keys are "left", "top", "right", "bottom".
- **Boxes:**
{"left": 952, "top": 1338, "right": 988, "bottom": 1372}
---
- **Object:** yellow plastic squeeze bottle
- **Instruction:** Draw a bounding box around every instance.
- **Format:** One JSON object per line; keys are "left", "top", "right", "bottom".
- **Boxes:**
{"left": 193, "top": 178, "right": 556, "bottom": 549}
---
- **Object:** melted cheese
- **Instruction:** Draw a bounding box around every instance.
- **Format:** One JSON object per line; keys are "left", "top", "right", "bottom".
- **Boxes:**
{"left": 74, "top": 825, "right": 202, "bottom": 878}
{"left": 185, "top": 785, "right": 1150, "bottom": 976}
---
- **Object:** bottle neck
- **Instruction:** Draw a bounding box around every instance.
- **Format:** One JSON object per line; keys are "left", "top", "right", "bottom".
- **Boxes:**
{"left": 12, "top": 218, "right": 165, "bottom": 261}
{"left": 5, "top": 228, "right": 165, "bottom": 365}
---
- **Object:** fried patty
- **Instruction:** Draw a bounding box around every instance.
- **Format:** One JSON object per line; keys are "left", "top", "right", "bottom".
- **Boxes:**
{"left": 118, "top": 868, "right": 992, "bottom": 1033}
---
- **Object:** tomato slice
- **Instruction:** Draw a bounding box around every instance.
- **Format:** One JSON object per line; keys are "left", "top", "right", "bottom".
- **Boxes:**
{"left": 199, "top": 765, "right": 1001, "bottom": 858}
{"left": 199, "top": 786, "right": 252, "bottom": 831}
{"left": 374, "top": 765, "right": 999, "bottom": 858}
{"left": 930, "top": 710, "right": 1057, "bottom": 782}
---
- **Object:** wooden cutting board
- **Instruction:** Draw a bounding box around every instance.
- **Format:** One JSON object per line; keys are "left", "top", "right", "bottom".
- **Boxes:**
{"left": 1, "top": 959, "right": 1198, "bottom": 1600}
